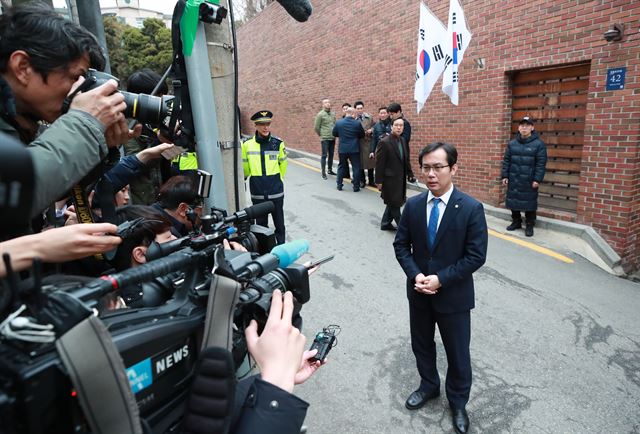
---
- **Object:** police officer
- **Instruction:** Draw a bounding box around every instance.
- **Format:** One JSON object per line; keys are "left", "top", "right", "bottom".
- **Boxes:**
{"left": 242, "top": 110, "right": 288, "bottom": 244}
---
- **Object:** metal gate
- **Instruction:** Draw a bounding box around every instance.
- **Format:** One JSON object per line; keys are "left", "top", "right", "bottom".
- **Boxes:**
{"left": 510, "top": 62, "right": 590, "bottom": 213}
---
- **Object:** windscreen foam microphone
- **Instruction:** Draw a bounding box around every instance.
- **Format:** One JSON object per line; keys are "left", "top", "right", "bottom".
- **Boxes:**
{"left": 271, "top": 239, "right": 309, "bottom": 268}
{"left": 225, "top": 201, "right": 274, "bottom": 224}
{"left": 276, "top": 0, "right": 313, "bottom": 22}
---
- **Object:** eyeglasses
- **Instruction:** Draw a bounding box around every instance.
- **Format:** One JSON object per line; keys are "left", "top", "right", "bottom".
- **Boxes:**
{"left": 420, "top": 164, "right": 450, "bottom": 173}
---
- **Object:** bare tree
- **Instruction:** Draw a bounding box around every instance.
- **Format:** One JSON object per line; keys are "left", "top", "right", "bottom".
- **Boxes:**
{"left": 232, "top": 0, "right": 273, "bottom": 26}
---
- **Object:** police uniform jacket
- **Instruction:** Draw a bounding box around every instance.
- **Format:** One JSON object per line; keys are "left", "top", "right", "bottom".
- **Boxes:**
{"left": 242, "top": 133, "right": 288, "bottom": 200}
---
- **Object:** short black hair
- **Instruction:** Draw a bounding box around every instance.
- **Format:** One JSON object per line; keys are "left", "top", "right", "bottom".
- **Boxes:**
{"left": 354, "top": 100, "right": 364, "bottom": 108}
{"left": 342, "top": 103, "right": 351, "bottom": 108}
{"left": 378, "top": 106, "right": 388, "bottom": 112}
{"left": 0, "top": 3, "right": 105, "bottom": 80}
{"left": 126, "top": 68, "right": 168, "bottom": 95}
{"left": 156, "top": 176, "right": 201, "bottom": 211}
{"left": 418, "top": 142, "right": 458, "bottom": 167}
{"left": 387, "top": 102, "right": 402, "bottom": 113}
{"left": 112, "top": 205, "right": 172, "bottom": 271}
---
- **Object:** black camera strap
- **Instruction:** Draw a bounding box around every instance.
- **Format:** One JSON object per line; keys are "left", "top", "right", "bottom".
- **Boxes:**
{"left": 56, "top": 313, "right": 143, "bottom": 434}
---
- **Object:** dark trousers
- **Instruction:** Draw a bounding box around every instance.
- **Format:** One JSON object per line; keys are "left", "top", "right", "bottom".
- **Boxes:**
{"left": 381, "top": 205, "right": 401, "bottom": 227}
{"left": 320, "top": 139, "right": 335, "bottom": 174}
{"left": 360, "top": 168, "right": 374, "bottom": 185}
{"left": 409, "top": 302, "right": 471, "bottom": 409}
{"left": 252, "top": 197, "right": 285, "bottom": 244}
{"left": 511, "top": 209, "right": 536, "bottom": 226}
{"left": 337, "top": 153, "right": 361, "bottom": 190}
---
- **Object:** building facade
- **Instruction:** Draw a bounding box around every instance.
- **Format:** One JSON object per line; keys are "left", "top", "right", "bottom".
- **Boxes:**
{"left": 101, "top": 0, "right": 171, "bottom": 28}
{"left": 237, "top": 0, "right": 639, "bottom": 273}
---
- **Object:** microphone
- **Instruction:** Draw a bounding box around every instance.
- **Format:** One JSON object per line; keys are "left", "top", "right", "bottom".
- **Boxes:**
{"left": 237, "top": 239, "right": 309, "bottom": 280}
{"left": 276, "top": 0, "right": 313, "bottom": 22}
{"left": 224, "top": 201, "right": 274, "bottom": 224}
{"left": 271, "top": 239, "right": 309, "bottom": 268}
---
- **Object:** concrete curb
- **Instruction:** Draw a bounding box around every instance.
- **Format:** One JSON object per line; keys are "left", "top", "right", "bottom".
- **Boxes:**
{"left": 288, "top": 147, "right": 625, "bottom": 276}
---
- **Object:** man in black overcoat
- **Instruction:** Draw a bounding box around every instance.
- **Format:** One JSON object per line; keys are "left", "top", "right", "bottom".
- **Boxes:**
{"left": 375, "top": 118, "right": 414, "bottom": 230}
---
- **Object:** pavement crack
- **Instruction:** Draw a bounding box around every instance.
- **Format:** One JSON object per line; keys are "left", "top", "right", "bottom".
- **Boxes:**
{"left": 477, "top": 266, "right": 543, "bottom": 297}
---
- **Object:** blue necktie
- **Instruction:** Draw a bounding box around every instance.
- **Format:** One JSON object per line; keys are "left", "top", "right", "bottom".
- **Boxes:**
{"left": 428, "top": 198, "right": 441, "bottom": 250}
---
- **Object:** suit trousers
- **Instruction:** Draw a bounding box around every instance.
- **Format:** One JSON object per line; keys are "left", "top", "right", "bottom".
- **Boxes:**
{"left": 252, "top": 197, "right": 285, "bottom": 244}
{"left": 320, "top": 139, "right": 335, "bottom": 174}
{"left": 381, "top": 205, "right": 401, "bottom": 227}
{"left": 337, "top": 153, "right": 361, "bottom": 190}
{"left": 409, "top": 301, "right": 471, "bottom": 409}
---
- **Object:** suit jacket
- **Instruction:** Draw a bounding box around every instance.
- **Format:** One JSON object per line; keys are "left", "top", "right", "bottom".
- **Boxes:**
{"left": 374, "top": 133, "right": 413, "bottom": 207}
{"left": 393, "top": 188, "right": 488, "bottom": 313}
{"left": 332, "top": 117, "right": 364, "bottom": 154}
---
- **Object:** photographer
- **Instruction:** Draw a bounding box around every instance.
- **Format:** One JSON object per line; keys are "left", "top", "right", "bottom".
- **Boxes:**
{"left": 123, "top": 68, "right": 175, "bottom": 205}
{"left": 0, "top": 3, "right": 139, "bottom": 218}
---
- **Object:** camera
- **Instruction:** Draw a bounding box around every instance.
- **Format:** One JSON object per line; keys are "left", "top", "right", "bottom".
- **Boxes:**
{"left": 0, "top": 225, "right": 313, "bottom": 433}
{"left": 62, "top": 69, "right": 174, "bottom": 126}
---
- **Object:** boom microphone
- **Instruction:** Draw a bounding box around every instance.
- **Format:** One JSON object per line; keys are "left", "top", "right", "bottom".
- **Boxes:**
{"left": 276, "top": 0, "right": 312, "bottom": 22}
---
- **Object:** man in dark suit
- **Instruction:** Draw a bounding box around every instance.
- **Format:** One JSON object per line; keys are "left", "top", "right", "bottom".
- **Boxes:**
{"left": 332, "top": 107, "right": 364, "bottom": 192}
{"left": 375, "top": 118, "right": 414, "bottom": 230}
{"left": 393, "top": 142, "right": 488, "bottom": 434}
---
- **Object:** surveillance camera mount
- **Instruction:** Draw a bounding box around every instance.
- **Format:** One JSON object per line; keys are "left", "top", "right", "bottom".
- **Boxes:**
{"left": 604, "top": 23, "right": 624, "bottom": 42}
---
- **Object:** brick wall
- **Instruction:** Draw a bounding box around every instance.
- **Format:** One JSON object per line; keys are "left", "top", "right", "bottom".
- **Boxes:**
{"left": 237, "top": 0, "right": 640, "bottom": 272}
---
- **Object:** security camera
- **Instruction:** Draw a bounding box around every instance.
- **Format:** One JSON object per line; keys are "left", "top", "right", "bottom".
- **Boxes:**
{"left": 604, "top": 23, "right": 624, "bottom": 42}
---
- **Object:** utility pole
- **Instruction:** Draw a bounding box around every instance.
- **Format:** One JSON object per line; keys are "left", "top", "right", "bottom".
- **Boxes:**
{"left": 203, "top": 0, "right": 246, "bottom": 213}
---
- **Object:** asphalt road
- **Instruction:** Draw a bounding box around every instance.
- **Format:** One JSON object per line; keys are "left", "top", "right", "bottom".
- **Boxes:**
{"left": 273, "top": 157, "right": 640, "bottom": 434}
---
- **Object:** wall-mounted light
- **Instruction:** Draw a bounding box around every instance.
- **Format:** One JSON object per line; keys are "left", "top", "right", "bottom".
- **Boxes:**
{"left": 475, "top": 58, "right": 486, "bottom": 70}
{"left": 604, "top": 23, "right": 624, "bottom": 42}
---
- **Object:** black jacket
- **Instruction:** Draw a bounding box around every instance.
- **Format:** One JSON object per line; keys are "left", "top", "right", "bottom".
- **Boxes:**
{"left": 501, "top": 131, "right": 547, "bottom": 211}
{"left": 231, "top": 376, "right": 309, "bottom": 434}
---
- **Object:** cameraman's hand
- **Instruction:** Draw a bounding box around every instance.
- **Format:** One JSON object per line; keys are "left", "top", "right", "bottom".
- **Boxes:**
{"left": 245, "top": 290, "right": 306, "bottom": 393}
{"left": 223, "top": 239, "right": 248, "bottom": 252}
{"left": 0, "top": 224, "right": 122, "bottom": 277}
{"left": 136, "top": 142, "right": 176, "bottom": 164}
{"left": 70, "top": 79, "right": 125, "bottom": 128}
{"left": 294, "top": 349, "right": 323, "bottom": 385}
{"left": 70, "top": 79, "right": 141, "bottom": 147}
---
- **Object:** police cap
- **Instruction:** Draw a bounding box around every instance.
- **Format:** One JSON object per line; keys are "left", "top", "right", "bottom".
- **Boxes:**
{"left": 251, "top": 110, "right": 273, "bottom": 124}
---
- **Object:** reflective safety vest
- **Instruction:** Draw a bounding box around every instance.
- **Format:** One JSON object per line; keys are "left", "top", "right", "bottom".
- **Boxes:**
{"left": 172, "top": 152, "right": 199, "bottom": 171}
{"left": 241, "top": 134, "right": 288, "bottom": 200}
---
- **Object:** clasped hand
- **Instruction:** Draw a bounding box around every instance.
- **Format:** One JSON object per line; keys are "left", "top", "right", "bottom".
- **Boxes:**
{"left": 414, "top": 273, "right": 441, "bottom": 295}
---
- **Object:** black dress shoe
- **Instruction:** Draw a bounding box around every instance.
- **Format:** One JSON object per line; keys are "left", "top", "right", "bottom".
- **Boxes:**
{"left": 368, "top": 181, "right": 376, "bottom": 187}
{"left": 452, "top": 408, "right": 469, "bottom": 434}
{"left": 405, "top": 389, "right": 440, "bottom": 410}
{"left": 322, "top": 173, "right": 327, "bottom": 180}
{"left": 506, "top": 221, "right": 522, "bottom": 231}
{"left": 353, "top": 188, "right": 360, "bottom": 192}
{"left": 328, "top": 170, "right": 336, "bottom": 175}
{"left": 337, "top": 185, "right": 343, "bottom": 191}
{"left": 380, "top": 224, "right": 397, "bottom": 231}
{"left": 525, "top": 225, "right": 534, "bottom": 237}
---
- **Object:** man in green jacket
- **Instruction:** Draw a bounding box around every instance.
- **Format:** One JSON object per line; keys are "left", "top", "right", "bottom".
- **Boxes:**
{"left": 314, "top": 98, "right": 336, "bottom": 179}
{"left": 0, "top": 3, "right": 137, "bottom": 218}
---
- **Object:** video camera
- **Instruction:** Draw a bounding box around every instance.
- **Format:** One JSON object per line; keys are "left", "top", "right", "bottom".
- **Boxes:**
{"left": 0, "top": 198, "right": 315, "bottom": 433}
